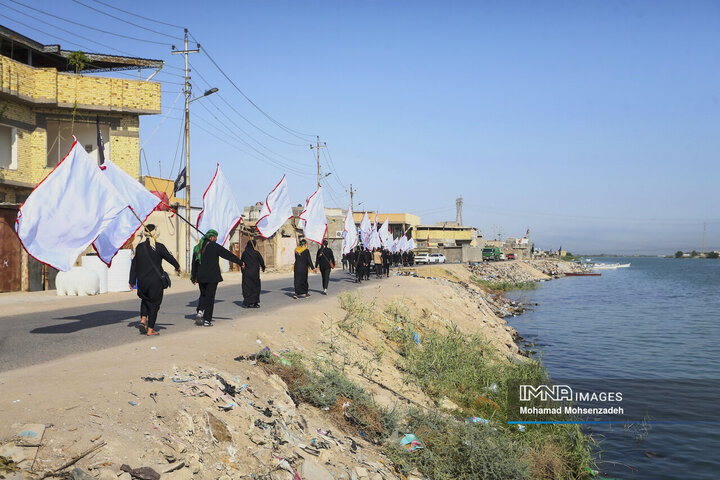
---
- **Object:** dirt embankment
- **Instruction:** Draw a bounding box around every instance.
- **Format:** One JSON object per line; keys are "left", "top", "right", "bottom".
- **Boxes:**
{"left": 0, "top": 260, "right": 569, "bottom": 480}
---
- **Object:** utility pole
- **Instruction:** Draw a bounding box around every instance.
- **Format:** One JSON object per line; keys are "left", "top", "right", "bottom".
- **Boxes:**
{"left": 310, "top": 136, "right": 327, "bottom": 187}
{"left": 348, "top": 184, "right": 355, "bottom": 211}
{"left": 172, "top": 29, "right": 200, "bottom": 272}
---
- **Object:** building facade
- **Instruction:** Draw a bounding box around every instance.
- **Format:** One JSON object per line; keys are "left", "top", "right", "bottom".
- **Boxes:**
{"left": 0, "top": 25, "right": 162, "bottom": 291}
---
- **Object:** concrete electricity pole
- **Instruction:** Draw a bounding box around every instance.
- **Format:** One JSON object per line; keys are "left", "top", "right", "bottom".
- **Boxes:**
{"left": 171, "top": 30, "right": 218, "bottom": 272}
{"left": 310, "top": 136, "right": 327, "bottom": 187}
{"left": 172, "top": 30, "right": 200, "bottom": 272}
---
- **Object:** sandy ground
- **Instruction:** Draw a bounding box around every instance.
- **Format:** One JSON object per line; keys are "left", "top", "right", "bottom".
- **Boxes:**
{"left": 0, "top": 261, "right": 568, "bottom": 480}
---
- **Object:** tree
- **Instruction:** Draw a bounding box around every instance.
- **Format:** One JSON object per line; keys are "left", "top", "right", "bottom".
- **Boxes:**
{"left": 690, "top": 250, "right": 699, "bottom": 258}
{"left": 67, "top": 50, "right": 88, "bottom": 133}
{"left": 675, "top": 251, "right": 684, "bottom": 258}
{"left": 707, "top": 252, "right": 719, "bottom": 259}
{"left": 67, "top": 50, "right": 88, "bottom": 74}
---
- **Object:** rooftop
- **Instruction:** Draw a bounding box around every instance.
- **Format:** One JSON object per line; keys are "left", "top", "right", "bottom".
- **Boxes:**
{"left": 0, "top": 24, "right": 163, "bottom": 72}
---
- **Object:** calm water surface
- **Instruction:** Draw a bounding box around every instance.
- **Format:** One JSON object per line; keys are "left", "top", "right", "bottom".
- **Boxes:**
{"left": 508, "top": 257, "right": 720, "bottom": 480}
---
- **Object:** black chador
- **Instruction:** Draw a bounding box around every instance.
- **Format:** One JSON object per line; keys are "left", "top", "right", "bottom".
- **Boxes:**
{"left": 354, "top": 246, "right": 365, "bottom": 283}
{"left": 362, "top": 249, "right": 372, "bottom": 280}
{"left": 129, "top": 225, "right": 180, "bottom": 336}
{"left": 293, "top": 240, "right": 315, "bottom": 298}
{"left": 241, "top": 240, "right": 265, "bottom": 307}
{"left": 191, "top": 229, "right": 243, "bottom": 326}
{"left": 316, "top": 240, "right": 335, "bottom": 294}
{"left": 347, "top": 250, "right": 356, "bottom": 274}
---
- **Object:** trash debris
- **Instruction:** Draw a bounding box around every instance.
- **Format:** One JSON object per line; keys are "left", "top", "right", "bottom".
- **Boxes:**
{"left": 128, "top": 401, "right": 137, "bottom": 406}
{"left": 466, "top": 417, "right": 490, "bottom": 425}
{"left": 400, "top": 433, "right": 424, "bottom": 452}
{"left": 413, "top": 331, "right": 421, "bottom": 344}
{"left": 119, "top": 464, "right": 160, "bottom": 480}
{"left": 141, "top": 375, "right": 164, "bottom": 382}
{"left": 71, "top": 467, "right": 95, "bottom": 480}
{"left": 517, "top": 424, "right": 526, "bottom": 432}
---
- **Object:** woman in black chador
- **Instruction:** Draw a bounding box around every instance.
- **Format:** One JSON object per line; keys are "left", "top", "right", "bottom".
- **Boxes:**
{"left": 240, "top": 239, "right": 265, "bottom": 308}
{"left": 315, "top": 239, "right": 335, "bottom": 295}
{"left": 293, "top": 239, "right": 316, "bottom": 298}
{"left": 191, "top": 229, "right": 243, "bottom": 326}
{"left": 129, "top": 224, "right": 180, "bottom": 336}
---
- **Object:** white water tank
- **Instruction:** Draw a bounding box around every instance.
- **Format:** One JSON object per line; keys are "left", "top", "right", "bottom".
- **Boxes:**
{"left": 81, "top": 255, "right": 109, "bottom": 293}
{"left": 108, "top": 249, "right": 132, "bottom": 292}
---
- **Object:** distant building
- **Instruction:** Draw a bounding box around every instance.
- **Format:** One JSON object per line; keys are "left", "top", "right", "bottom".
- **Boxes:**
{"left": 0, "top": 25, "right": 162, "bottom": 292}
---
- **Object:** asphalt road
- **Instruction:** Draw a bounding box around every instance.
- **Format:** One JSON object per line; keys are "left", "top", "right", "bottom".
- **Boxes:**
{"left": 0, "top": 270, "right": 364, "bottom": 372}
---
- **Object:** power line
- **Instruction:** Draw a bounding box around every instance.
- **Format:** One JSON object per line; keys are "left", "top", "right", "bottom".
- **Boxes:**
{"left": 141, "top": 91, "right": 183, "bottom": 148}
{"left": 5, "top": 0, "right": 173, "bottom": 46}
{"left": 188, "top": 32, "right": 317, "bottom": 141}
{"left": 86, "top": 0, "right": 185, "bottom": 29}
{"left": 190, "top": 121, "right": 314, "bottom": 178}
{"left": 188, "top": 61, "right": 309, "bottom": 147}
{"left": 189, "top": 68, "right": 313, "bottom": 165}
{"left": 70, "top": 0, "right": 182, "bottom": 41}
{"left": 193, "top": 103, "right": 313, "bottom": 176}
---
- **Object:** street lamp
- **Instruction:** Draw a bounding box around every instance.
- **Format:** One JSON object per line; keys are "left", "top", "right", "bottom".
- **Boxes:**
{"left": 182, "top": 86, "right": 218, "bottom": 272}
{"left": 189, "top": 87, "right": 218, "bottom": 103}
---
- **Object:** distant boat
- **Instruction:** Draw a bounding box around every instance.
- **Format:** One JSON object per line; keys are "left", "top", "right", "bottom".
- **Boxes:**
{"left": 592, "top": 263, "right": 620, "bottom": 270}
{"left": 617, "top": 263, "right": 631, "bottom": 268}
{"left": 565, "top": 272, "right": 602, "bottom": 276}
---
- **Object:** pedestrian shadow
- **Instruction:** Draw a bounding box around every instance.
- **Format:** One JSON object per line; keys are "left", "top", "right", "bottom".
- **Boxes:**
{"left": 31, "top": 310, "right": 139, "bottom": 334}
{"left": 280, "top": 287, "right": 295, "bottom": 292}
{"left": 183, "top": 314, "right": 232, "bottom": 321}
{"left": 185, "top": 299, "right": 225, "bottom": 308}
{"left": 233, "top": 301, "right": 261, "bottom": 308}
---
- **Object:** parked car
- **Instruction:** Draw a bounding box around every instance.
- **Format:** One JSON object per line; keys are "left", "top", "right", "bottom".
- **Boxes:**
{"left": 506, "top": 253, "right": 516, "bottom": 260}
{"left": 482, "top": 246, "right": 502, "bottom": 261}
{"left": 499, "top": 252, "right": 506, "bottom": 261}
{"left": 429, "top": 253, "right": 447, "bottom": 263}
{"left": 414, "top": 253, "right": 430, "bottom": 264}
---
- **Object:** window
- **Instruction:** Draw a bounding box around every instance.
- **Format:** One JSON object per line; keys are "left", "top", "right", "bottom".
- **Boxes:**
{"left": 46, "top": 120, "right": 109, "bottom": 167}
{"left": 0, "top": 125, "right": 18, "bottom": 170}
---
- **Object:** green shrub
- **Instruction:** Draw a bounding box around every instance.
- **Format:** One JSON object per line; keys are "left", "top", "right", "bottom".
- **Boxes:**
{"left": 471, "top": 277, "right": 539, "bottom": 292}
{"left": 263, "top": 354, "right": 398, "bottom": 442}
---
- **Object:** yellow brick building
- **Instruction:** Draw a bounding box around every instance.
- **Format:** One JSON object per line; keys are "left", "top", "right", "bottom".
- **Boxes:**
{"left": 0, "top": 25, "right": 162, "bottom": 291}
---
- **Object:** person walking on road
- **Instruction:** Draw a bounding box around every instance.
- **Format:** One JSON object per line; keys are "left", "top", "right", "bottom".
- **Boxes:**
{"left": 129, "top": 224, "right": 180, "bottom": 336}
{"left": 316, "top": 239, "right": 335, "bottom": 295}
{"left": 354, "top": 245, "right": 365, "bottom": 283}
{"left": 373, "top": 248, "right": 383, "bottom": 278}
{"left": 240, "top": 239, "right": 265, "bottom": 308}
{"left": 293, "top": 239, "right": 316, "bottom": 298}
{"left": 191, "top": 229, "right": 243, "bottom": 326}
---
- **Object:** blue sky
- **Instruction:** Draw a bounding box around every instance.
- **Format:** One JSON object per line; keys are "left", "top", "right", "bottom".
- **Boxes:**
{"left": 3, "top": 0, "right": 719, "bottom": 254}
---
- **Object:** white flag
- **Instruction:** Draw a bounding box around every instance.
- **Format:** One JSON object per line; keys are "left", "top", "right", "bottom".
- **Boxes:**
{"left": 256, "top": 175, "right": 293, "bottom": 238}
{"left": 16, "top": 140, "right": 127, "bottom": 271}
{"left": 92, "top": 160, "right": 161, "bottom": 266}
{"left": 398, "top": 236, "right": 409, "bottom": 253}
{"left": 407, "top": 237, "right": 416, "bottom": 251}
{"left": 298, "top": 186, "right": 327, "bottom": 244}
{"left": 359, "top": 212, "right": 372, "bottom": 249}
{"left": 368, "top": 227, "right": 382, "bottom": 250}
{"left": 197, "top": 164, "right": 243, "bottom": 246}
{"left": 342, "top": 207, "right": 358, "bottom": 255}
{"left": 379, "top": 217, "right": 391, "bottom": 247}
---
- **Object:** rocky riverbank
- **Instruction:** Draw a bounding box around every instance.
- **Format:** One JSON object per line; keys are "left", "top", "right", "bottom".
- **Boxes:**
{"left": 0, "top": 260, "right": 592, "bottom": 480}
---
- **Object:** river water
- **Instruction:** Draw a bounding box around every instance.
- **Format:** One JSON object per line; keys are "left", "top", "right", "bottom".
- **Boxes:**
{"left": 507, "top": 257, "right": 720, "bottom": 480}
